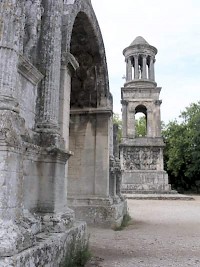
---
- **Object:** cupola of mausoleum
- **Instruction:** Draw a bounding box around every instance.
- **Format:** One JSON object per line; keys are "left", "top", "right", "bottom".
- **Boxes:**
{"left": 123, "top": 36, "right": 157, "bottom": 86}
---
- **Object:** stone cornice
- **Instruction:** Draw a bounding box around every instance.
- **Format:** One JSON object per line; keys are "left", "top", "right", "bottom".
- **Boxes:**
{"left": 18, "top": 55, "right": 44, "bottom": 85}
{"left": 124, "top": 80, "right": 157, "bottom": 88}
{"left": 120, "top": 137, "right": 165, "bottom": 147}
{"left": 70, "top": 107, "right": 112, "bottom": 115}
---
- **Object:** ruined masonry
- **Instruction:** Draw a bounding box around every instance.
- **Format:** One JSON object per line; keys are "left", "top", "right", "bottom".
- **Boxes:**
{"left": 120, "top": 36, "right": 171, "bottom": 194}
{"left": 0, "top": 0, "right": 126, "bottom": 266}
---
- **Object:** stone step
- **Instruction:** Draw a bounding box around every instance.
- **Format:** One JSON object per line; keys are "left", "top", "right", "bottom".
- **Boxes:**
{"left": 124, "top": 193, "right": 194, "bottom": 201}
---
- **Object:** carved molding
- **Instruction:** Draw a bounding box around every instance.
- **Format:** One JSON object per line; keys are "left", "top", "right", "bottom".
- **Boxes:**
{"left": 61, "top": 52, "right": 79, "bottom": 71}
{"left": 18, "top": 55, "right": 44, "bottom": 85}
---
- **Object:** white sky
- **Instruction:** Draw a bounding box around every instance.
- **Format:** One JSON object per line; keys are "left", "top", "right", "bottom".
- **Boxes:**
{"left": 91, "top": 0, "right": 200, "bottom": 123}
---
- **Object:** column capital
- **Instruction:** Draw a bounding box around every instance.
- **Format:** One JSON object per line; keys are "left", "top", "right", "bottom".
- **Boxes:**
{"left": 154, "top": 100, "right": 162, "bottom": 106}
{"left": 121, "top": 100, "right": 128, "bottom": 106}
{"left": 142, "top": 54, "right": 147, "bottom": 59}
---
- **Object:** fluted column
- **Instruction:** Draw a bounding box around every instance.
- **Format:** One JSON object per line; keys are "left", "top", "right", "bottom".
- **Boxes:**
{"left": 142, "top": 55, "right": 147, "bottom": 79}
{"left": 36, "top": 0, "right": 63, "bottom": 132}
{"left": 134, "top": 55, "right": 139, "bottom": 79}
{"left": 0, "top": 0, "right": 23, "bottom": 112}
{"left": 126, "top": 58, "right": 132, "bottom": 82}
{"left": 150, "top": 57, "right": 155, "bottom": 81}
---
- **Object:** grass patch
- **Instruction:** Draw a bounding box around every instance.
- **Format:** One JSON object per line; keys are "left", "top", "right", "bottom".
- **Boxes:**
{"left": 62, "top": 238, "right": 92, "bottom": 267}
{"left": 114, "top": 214, "right": 132, "bottom": 231}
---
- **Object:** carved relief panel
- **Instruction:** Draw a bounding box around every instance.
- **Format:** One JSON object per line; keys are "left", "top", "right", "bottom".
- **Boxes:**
{"left": 123, "top": 147, "right": 160, "bottom": 170}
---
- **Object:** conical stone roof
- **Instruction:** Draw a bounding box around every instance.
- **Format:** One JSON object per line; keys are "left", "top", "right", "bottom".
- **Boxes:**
{"left": 130, "top": 36, "right": 149, "bottom": 46}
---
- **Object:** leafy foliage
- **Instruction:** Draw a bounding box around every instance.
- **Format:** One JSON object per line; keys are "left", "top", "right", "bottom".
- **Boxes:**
{"left": 162, "top": 101, "right": 200, "bottom": 192}
{"left": 135, "top": 116, "right": 147, "bottom": 137}
{"left": 114, "top": 214, "right": 132, "bottom": 231}
{"left": 113, "top": 113, "right": 122, "bottom": 142}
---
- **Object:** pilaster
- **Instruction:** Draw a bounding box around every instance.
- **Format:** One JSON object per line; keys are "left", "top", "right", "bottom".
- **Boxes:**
{"left": 121, "top": 100, "right": 128, "bottom": 138}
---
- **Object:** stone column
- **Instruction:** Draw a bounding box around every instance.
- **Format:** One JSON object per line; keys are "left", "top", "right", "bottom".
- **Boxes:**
{"left": 121, "top": 100, "right": 128, "bottom": 138}
{"left": 150, "top": 57, "right": 155, "bottom": 81}
{"left": 142, "top": 55, "right": 147, "bottom": 79}
{"left": 126, "top": 58, "right": 132, "bottom": 82}
{"left": 34, "top": 0, "right": 75, "bottom": 232}
{"left": 134, "top": 55, "right": 139, "bottom": 79}
{"left": 36, "top": 0, "right": 63, "bottom": 133}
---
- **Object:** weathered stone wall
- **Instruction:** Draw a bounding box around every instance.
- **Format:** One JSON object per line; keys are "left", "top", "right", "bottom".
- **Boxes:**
{"left": 68, "top": 113, "right": 110, "bottom": 197}
{"left": 0, "top": 222, "right": 87, "bottom": 267}
{"left": 0, "top": 0, "right": 127, "bottom": 264}
{"left": 0, "top": 0, "right": 88, "bottom": 263}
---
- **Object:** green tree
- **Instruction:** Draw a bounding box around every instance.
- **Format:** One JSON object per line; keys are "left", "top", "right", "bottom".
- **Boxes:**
{"left": 113, "top": 113, "right": 122, "bottom": 142}
{"left": 135, "top": 116, "right": 147, "bottom": 137}
{"left": 162, "top": 101, "right": 200, "bottom": 192}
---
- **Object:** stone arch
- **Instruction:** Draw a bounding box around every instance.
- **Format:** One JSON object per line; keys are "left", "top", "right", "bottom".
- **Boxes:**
{"left": 70, "top": 11, "right": 102, "bottom": 108}
{"left": 60, "top": 1, "right": 113, "bottom": 207}
{"left": 61, "top": 1, "right": 110, "bottom": 101}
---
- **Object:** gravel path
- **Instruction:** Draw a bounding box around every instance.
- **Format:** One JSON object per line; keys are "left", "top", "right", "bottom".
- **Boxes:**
{"left": 86, "top": 196, "right": 200, "bottom": 267}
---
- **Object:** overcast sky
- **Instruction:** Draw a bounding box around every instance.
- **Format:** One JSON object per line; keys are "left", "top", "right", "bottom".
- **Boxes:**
{"left": 91, "top": 0, "right": 200, "bottom": 123}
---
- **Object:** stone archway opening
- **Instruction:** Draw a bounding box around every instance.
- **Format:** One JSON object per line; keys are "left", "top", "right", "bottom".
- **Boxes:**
{"left": 135, "top": 105, "right": 147, "bottom": 137}
{"left": 67, "top": 12, "right": 104, "bottom": 197}
{"left": 70, "top": 12, "right": 102, "bottom": 109}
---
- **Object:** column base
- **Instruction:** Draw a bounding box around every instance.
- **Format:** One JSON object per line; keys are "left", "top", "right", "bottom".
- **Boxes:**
{"left": 68, "top": 195, "right": 127, "bottom": 228}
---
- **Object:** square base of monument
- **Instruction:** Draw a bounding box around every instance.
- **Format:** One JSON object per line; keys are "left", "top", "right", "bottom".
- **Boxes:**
{"left": 0, "top": 221, "right": 87, "bottom": 267}
{"left": 122, "top": 170, "right": 171, "bottom": 194}
{"left": 68, "top": 196, "right": 127, "bottom": 228}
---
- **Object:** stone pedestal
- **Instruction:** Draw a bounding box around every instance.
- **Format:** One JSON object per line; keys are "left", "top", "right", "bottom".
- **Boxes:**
{"left": 120, "top": 138, "right": 171, "bottom": 194}
{"left": 68, "top": 196, "right": 127, "bottom": 228}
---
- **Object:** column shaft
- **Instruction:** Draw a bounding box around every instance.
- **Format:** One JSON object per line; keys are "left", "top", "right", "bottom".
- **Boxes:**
{"left": 134, "top": 55, "right": 139, "bottom": 79}
{"left": 126, "top": 58, "right": 132, "bottom": 81}
{"left": 142, "top": 55, "right": 147, "bottom": 79}
{"left": 150, "top": 57, "right": 155, "bottom": 81}
{"left": 37, "top": 0, "right": 63, "bottom": 131}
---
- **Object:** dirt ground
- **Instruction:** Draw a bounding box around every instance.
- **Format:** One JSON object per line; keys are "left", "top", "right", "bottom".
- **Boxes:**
{"left": 86, "top": 196, "right": 200, "bottom": 267}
